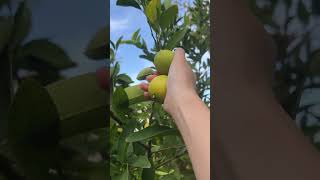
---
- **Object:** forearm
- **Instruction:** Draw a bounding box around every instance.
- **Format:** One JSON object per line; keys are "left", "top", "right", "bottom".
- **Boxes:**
{"left": 170, "top": 91, "right": 210, "bottom": 180}
{"left": 214, "top": 88, "right": 320, "bottom": 180}
{"left": 213, "top": 0, "right": 320, "bottom": 179}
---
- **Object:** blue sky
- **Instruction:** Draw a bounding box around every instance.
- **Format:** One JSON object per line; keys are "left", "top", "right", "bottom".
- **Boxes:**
{"left": 110, "top": 1, "right": 154, "bottom": 84}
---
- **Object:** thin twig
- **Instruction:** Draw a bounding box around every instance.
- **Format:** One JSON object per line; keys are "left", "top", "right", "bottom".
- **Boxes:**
{"left": 152, "top": 145, "right": 186, "bottom": 154}
{"left": 155, "top": 151, "right": 187, "bottom": 169}
{"left": 110, "top": 111, "right": 123, "bottom": 126}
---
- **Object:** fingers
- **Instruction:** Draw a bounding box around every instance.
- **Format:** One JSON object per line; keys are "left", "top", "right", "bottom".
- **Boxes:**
{"left": 173, "top": 48, "right": 186, "bottom": 63}
{"left": 146, "top": 74, "right": 157, "bottom": 82}
{"left": 139, "top": 82, "right": 149, "bottom": 91}
{"left": 143, "top": 92, "right": 150, "bottom": 100}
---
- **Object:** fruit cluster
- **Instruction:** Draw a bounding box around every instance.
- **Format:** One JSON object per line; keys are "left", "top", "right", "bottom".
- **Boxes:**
{"left": 148, "top": 49, "right": 174, "bottom": 103}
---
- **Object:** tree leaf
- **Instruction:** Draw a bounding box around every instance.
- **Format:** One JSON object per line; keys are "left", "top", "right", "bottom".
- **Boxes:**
{"left": 132, "top": 29, "right": 141, "bottom": 41}
{"left": 19, "top": 39, "right": 75, "bottom": 69}
{"left": 46, "top": 73, "right": 107, "bottom": 137}
{"left": 165, "top": 28, "right": 187, "bottom": 50}
{"left": 116, "top": 36, "right": 123, "bottom": 50}
{"left": 126, "top": 126, "right": 178, "bottom": 142}
{"left": 116, "top": 0, "right": 141, "bottom": 10}
{"left": 117, "top": 73, "right": 133, "bottom": 84}
{"left": 111, "top": 62, "right": 121, "bottom": 79}
{"left": 160, "top": 5, "right": 178, "bottom": 30}
{"left": 136, "top": 67, "right": 154, "bottom": 80}
{"left": 113, "top": 165, "right": 129, "bottom": 180}
{"left": 9, "top": 79, "right": 62, "bottom": 180}
{"left": 112, "top": 87, "right": 130, "bottom": 119}
{"left": 84, "top": 26, "right": 109, "bottom": 60}
{"left": 130, "top": 155, "right": 151, "bottom": 168}
{"left": 163, "top": 0, "right": 172, "bottom": 9}
{"left": 142, "top": 167, "right": 155, "bottom": 180}
{"left": 124, "top": 85, "right": 145, "bottom": 105}
{"left": 11, "top": 1, "right": 31, "bottom": 47}
{"left": 145, "top": 0, "right": 161, "bottom": 24}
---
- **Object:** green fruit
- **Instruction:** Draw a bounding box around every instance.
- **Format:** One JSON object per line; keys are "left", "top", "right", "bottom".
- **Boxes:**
{"left": 148, "top": 75, "right": 168, "bottom": 103}
{"left": 154, "top": 50, "right": 174, "bottom": 75}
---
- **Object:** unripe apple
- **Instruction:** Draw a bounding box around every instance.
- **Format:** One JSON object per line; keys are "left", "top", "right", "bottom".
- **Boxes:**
{"left": 96, "top": 67, "right": 109, "bottom": 90}
{"left": 154, "top": 50, "right": 174, "bottom": 75}
{"left": 148, "top": 75, "right": 168, "bottom": 103}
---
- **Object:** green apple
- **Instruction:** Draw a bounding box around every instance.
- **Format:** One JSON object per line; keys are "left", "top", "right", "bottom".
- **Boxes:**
{"left": 154, "top": 50, "right": 174, "bottom": 75}
{"left": 148, "top": 75, "right": 168, "bottom": 103}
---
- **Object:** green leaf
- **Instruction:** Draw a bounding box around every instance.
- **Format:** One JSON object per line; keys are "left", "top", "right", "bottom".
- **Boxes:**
{"left": 112, "top": 87, "right": 130, "bottom": 119}
{"left": 163, "top": 0, "right": 172, "bottom": 9}
{"left": 142, "top": 167, "right": 155, "bottom": 180}
{"left": 11, "top": 1, "right": 31, "bottom": 47}
{"left": 136, "top": 67, "right": 154, "bottom": 80}
{"left": 165, "top": 28, "right": 187, "bottom": 50}
{"left": 9, "top": 79, "right": 62, "bottom": 180}
{"left": 111, "top": 62, "right": 121, "bottom": 78}
{"left": 117, "top": 74, "right": 134, "bottom": 84}
{"left": 126, "top": 126, "right": 178, "bottom": 142}
{"left": 19, "top": 39, "right": 75, "bottom": 69}
{"left": 132, "top": 29, "right": 141, "bottom": 41}
{"left": 130, "top": 155, "right": 151, "bottom": 168}
{"left": 0, "top": 17, "right": 11, "bottom": 52}
{"left": 116, "top": 0, "right": 141, "bottom": 10}
{"left": 139, "top": 53, "right": 155, "bottom": 62}
{"left": 85, "top": 26, "right": 109, "bottom": 60}
{"left": 46, "top": 73, "right": 107, "bottom": 137}
{"left": 145, "top": 0, "right": 161, "bottom": 24}
{"left": 124, "top": 85, "right": 146, "bottom": 105}
{"left": 116, "top": 36, "right": 124, "bottom": 50}
{"left": 160, "top": 5, "right": 178, "bottom": 30}
{"left": 162, "top": 175, "right": 178, "bottom": 180}
{"left": 113, "top": 165, "right": 129, "bottom": 180}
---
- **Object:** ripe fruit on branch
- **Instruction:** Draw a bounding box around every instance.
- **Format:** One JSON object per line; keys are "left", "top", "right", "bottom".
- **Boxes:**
{"left": 148, "top": 75, "right": 168, "bottom": 103}
{"left": 154, "top": 50, "right": 174, "bottom": 75}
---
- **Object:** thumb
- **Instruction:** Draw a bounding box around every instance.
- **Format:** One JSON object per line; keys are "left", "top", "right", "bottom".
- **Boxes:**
{"left": 172, "top": 48, "right": 186, "bottom": 65}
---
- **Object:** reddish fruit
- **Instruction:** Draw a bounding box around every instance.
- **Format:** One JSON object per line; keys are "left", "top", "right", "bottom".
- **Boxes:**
{"left": 96, "top": 67, "right": 109, "bottom": 90}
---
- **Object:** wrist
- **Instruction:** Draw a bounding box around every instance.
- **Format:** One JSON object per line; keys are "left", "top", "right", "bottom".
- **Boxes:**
{"left": 164, "top": 89, "right": 200, "bottom": 118}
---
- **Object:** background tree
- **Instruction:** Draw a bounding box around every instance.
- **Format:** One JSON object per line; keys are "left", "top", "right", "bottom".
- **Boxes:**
{"left": 250, "top": 0, "right": 320, "bottom": 149}
{"left": 110, "top": 0, "right": 210, "bottom": 179}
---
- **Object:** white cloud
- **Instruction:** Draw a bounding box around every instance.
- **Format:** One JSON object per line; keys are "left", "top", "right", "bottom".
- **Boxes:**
{"left": 110, "top": 18, "right": 129, "bottom": 33}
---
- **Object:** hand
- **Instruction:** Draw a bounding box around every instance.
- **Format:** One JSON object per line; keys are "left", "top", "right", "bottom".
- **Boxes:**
{"left": 140, "top": 48, "right": 197, "bottom": 116}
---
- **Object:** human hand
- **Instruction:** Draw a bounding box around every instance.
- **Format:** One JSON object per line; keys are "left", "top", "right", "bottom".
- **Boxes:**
{"left": 140, "top": 48, "right": 197, "bottom": 116}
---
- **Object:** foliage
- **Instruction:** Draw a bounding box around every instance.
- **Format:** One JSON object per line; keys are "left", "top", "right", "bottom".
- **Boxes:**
{"left": 0, "top": 1, "right": 108, "bottom": 179}
{"left": 110, "top": 0, "right": 210, "bottom": 179}
{"left": 250, "top": 0, "right": 320, "bottom": 149}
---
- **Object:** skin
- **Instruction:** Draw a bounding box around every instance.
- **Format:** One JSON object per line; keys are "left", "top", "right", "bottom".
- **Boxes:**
{"left": 213, "top": 0, "right": 320, "bottom": 180}
{"left": 140, "top": 48, "right": 210, "bottom": 180}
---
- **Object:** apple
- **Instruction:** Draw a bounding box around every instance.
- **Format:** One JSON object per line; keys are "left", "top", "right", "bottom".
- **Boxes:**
{"left": 148, "top": 75, "right": 168, "bottom": 103}
{"left": 154, "top": 50, "right": 174, "bottom": 75}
